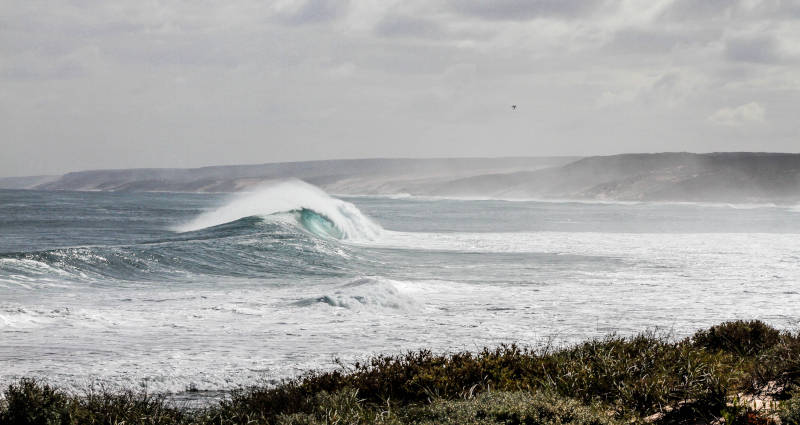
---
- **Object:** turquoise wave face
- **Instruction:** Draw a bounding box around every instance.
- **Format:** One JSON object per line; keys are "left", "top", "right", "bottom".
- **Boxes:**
{"left": 0, "top": 214, "right": 359, "bottom": 284}
{"left": 296, "top": 209, "right": 344, "bottom": 239}
{"left": 0, "top": 200, "right": 367, "bottom": 285}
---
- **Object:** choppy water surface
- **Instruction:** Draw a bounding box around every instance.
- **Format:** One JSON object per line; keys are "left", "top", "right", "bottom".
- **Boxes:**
{"left": 2, "top": 181, "right": 800, "bottom": 396}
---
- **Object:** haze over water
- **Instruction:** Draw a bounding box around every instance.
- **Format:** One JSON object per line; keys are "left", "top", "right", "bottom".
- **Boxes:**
{"left": 2, "top": 181, "right": 799, "bottom": 397}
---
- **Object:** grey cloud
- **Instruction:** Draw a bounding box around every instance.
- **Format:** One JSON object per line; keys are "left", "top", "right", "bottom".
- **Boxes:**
{"left": 450, "top": 0, "right": 606, "bottom": 21}
{"left": 0, "top": 62, "right": 87, "bottom": 80}
{"left": 336, "top": 39, "right": 468, "bottom": 75}
{"left": 738, "top": 0, "right": 800, "bottom": 19}
{"left": 108, "top": 34, "right": 246, "bottom": 68}
{"left": 760, "top": 0, "right": 800, "bottom": 18}
{"left": 659, "top": 0, "right": 739, "bottom": 21}
{"left": 661, "top": 0, "right": 800, "bottom": 21}
{"left": 375, "top": 15, "right": 444, "bottom": 39}
{"left": 605, "top": 27, "right": 720, "bottom": 54}
{"left": 708, "top": 102, "right": 766, "bottom": 126}
{"left": 724, "top": 36, "right": 781, "bottom": 64}
{"left": 2, "top": 1, "right": 800, "bottom": 177}
{"left": 279, "top": 0, "right": 349, "bottom": 25}
{"left": 645, "top": 72, "right": 708, "bottom": 108}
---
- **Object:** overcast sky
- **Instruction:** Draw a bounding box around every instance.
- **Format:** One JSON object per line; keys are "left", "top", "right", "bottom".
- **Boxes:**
{"left": 1, "top": 0, "right": 799, "bottom": 176}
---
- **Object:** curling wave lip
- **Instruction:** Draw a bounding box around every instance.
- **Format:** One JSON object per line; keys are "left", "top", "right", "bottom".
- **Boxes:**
{"left": 173, "top": 179, "right": 383, "bottom": 241}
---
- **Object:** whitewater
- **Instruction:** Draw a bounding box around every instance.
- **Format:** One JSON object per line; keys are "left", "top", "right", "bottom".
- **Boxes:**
{"left": 1, "top": 180, "right": 800, "bottom": 398}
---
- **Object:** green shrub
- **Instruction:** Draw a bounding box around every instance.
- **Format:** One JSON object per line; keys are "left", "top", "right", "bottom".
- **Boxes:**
{"left": 275, "top": 389, "right": 398, "bottom": 425}
{"left": 403, "top": 391, "right": 623, "bottom": 425}
{"left": 209, "top": 346, "right": 541, "bottom": 422}
{"left": 0, "top": 379, "right": 70, "bottom": 425}
{"left": 209, "top": 334, "right": 733, "bottom": 421}
{"left": 276, "top": 390, "right": 622, "bottom": 425}
{"left": 71, "top": 387, "right": 186, "bottom": 424}
{"left": 779, "top": 393, "right": 800, "bottom": 425}
{"left": 539, "top": 333, "right": 732, "bottom": 419}
{"left": 692, "top": 320, "right": 782, "bottom": 357}
{"left": 2, "top": 321, "right": 793, "bottom": 424}
{"left": 0, "top": 379, "right": 186, "bottom": 425}
{"left": 752, "top": 336, "right": 800, "bottom": 394}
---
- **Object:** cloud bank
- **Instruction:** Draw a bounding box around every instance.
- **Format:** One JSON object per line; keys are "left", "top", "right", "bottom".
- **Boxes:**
{"left": 0, "top": 0, "right": 798, "bottom": 176}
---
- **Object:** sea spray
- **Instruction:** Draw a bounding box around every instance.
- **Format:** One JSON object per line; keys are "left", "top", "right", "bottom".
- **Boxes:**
{"left": 174, "top": 179, "right": 383, "bottom": 241}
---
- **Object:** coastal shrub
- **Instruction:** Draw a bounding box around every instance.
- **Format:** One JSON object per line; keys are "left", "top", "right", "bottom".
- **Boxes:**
{"left": 275, "top": 390, "right": 622, "bottom": 425}
{"left": 779, "top": 393, "right": 800, "bottom": 425}
{"left": 692, "top": 320, "right": 782, "bottom": 357}
{"left": 401, "top": 390, "right": 622, "bottom": 425}
{"left": 70, "top": 387, "right": 186, "bottom": 424}
{"left": 4, "top": 321, "right": 795, "bottom": 424}
{"left": 751, "top": 335, "right": 800, "bottom": 394}
{"left": 0, "top": 378, "right": 186, "bottom": 425}
{"left": 210, "top": 346, "right": 541, "bottom": 422}
{"left": 0, "top": 379, "right": 70, "bottom": 425}
{"left": 539, "top": 333, "right": 731, "bottom": 418}
{"left": 210, "top": 334, "right": 733, "bottom": 421}
{"left": 275, "top": 389, "right": 396, "bottom": 425}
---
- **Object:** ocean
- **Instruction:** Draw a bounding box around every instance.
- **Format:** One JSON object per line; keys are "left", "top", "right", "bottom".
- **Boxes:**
{"left": 2, "top": 180, "right": 799, "bottom": 399}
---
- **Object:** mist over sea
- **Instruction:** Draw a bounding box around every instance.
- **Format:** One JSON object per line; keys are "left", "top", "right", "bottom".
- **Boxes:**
{"left": 2, "top": 181, "right": 800, "bottom": 398}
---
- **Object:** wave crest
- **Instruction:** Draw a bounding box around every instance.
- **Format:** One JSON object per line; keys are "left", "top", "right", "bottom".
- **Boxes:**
{"left": 173, "top": 180, "right": 383, "bottom": 241}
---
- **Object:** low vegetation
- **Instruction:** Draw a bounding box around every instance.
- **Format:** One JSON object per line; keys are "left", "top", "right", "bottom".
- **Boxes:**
{"left": 4, "top": 320, "right": 800, "bottom": 424}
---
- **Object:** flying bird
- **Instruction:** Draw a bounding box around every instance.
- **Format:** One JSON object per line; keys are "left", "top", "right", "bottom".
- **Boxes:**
{"left": 511, "top": 105, "right": 517, "bottom": 110}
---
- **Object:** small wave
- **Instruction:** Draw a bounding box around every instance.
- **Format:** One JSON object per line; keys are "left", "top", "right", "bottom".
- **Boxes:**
{"left": 293, "top": 277, "right": 419, "bottom": 311}
{"left": 173, "top": 180, "right": 383, "bottom": 241}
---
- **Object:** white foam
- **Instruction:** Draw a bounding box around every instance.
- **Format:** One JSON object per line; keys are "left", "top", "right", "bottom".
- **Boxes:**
{"left": 6, "top": 196, "right": 800, "bottom": 400}
{"left": 374, "top": 230, "right": 797, "bottom": 259}
{"left": 296, "top": 276, "right": 421, "bottom": 311}
{"left": 0, "top": 305, "right": 78, "bottom": 329}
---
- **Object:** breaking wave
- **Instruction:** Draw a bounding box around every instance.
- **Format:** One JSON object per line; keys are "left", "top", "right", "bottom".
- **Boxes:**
{"left": 174, "top": 180, "right": 383, "bottom": 241}
{"left": 0, "top": 182, "right": 388, "bottom": 286}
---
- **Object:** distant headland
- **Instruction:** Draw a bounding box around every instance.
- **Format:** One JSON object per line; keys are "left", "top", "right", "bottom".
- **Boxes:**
{"left": 3, "top": 152, "right": 800, "bottom": 203}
